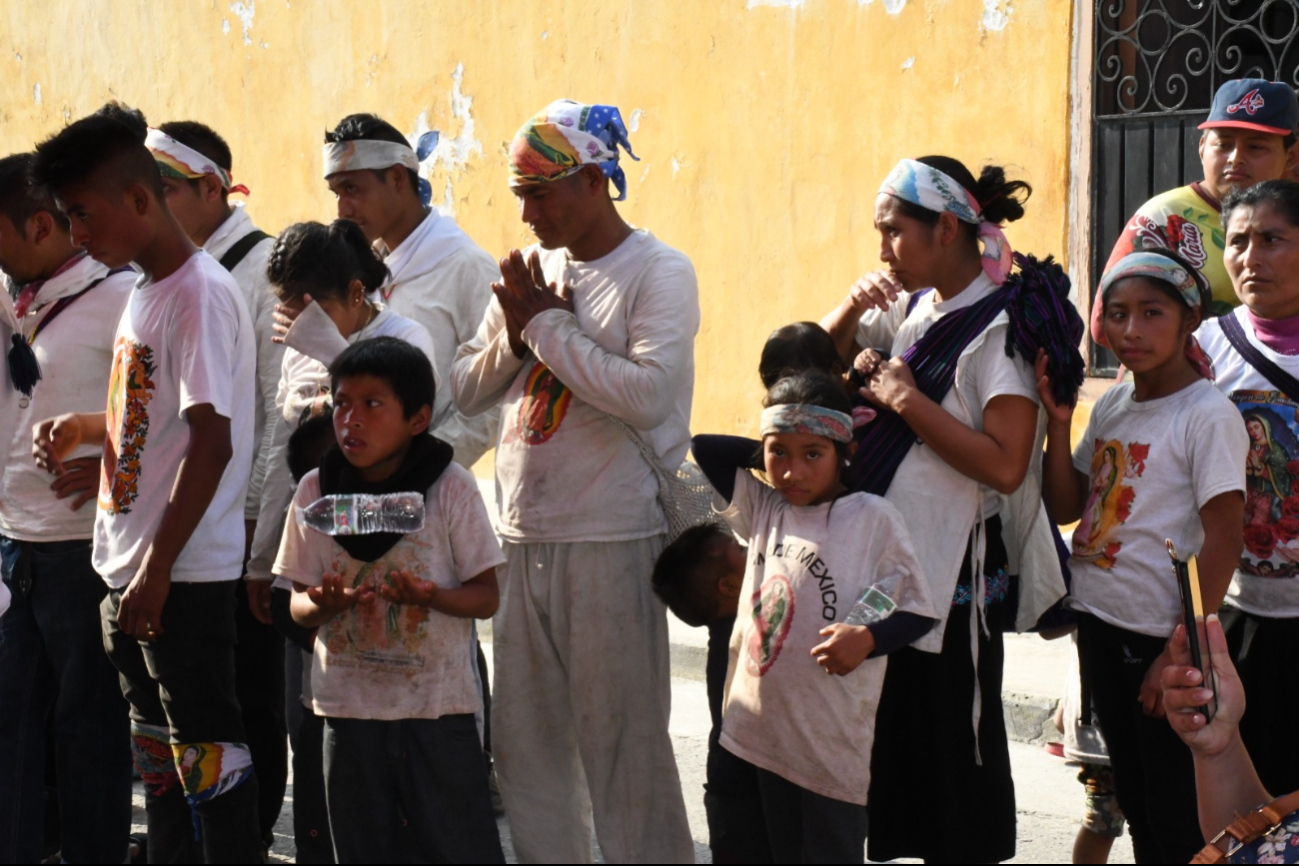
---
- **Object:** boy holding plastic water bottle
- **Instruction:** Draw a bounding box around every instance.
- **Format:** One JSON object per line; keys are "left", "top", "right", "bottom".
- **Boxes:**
{"left": 275, "top": 336, "right": 505, "bottom": 864}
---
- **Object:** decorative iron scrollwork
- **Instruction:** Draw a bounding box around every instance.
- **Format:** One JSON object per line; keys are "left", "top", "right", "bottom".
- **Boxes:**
{"left": 1096, "top": 0, "right": 1299, "bottom": 118}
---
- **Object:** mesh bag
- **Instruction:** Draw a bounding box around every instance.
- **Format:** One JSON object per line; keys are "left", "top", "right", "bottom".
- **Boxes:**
{"left": 607, "top": 415, "right": 721, "bottom": 542}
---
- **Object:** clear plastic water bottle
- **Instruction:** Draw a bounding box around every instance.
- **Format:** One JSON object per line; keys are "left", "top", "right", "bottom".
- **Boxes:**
{"left": 297, "top": 493, "right": 426, "bottom": 536}
{"left": 843, "top": 575, "right": 899, "bottom": 627}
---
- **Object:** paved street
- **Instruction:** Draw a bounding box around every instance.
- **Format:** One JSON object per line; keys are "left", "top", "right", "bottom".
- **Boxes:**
{"left": 131, "top": 652, "right": 1135, "bottom": 863}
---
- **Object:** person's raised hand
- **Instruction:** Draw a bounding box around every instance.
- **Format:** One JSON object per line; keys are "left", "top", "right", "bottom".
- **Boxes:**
{"left": 811, "top": 623, "right": 876, "bottom": 676}
{"left": 495, "top": 249, "right": 573, "bottom": 334}
{"left": 305, "top": 572, "right": 374, "bottom": 618}
{"left": 860, "top": 357, "right": 918, "bottom": 414}
{"left": 49, "top": 455, "right": 101, "bottom": 510}
{"left": 32, "top": 414, "right": 83, "bottom": 475}
{"left": 378, "top": 569, "right": 439, "bottom": 607}
{"left": 1035, "top": 349, "right": 1074, "bottom": 429}
{"left": 848, "top": 271, "right": 906, "bottom": 314}
{"left": 271, "top": 294, "right": 310, "bottom": 344}
{"left": 1163, "top": 617, "right": 1244, "bottom": 756}
{"left": 852, "top": 348, "right": 884, "bottom": 380}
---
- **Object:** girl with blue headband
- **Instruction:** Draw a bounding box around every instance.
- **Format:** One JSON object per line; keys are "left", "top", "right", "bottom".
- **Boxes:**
{"left": 1040, "top": 248, "right": 1248, "bottom": 862}
{"left": 691, "top": 370, "right": 936, "bottom": 863}
{"left": 821, "top": 154, "right": 1085, "bottom": 864}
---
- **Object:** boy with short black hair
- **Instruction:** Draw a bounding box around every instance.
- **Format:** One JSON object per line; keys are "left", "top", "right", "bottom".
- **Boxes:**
{"left": 277, "top": 336, "right": 505, "bottom": 864}
{"left": 29, "top": 102, "right": 262, "bottom": 863}
{"left": 652, "top": 525, "right": 771, "bottom": 865}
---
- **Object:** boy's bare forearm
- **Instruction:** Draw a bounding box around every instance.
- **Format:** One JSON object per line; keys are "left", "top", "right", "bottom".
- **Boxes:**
{"left": 1042, "top": 421, "right": 1087, "bottom": 523}
{"left": 144, "top": 407, "right": 231, "bottom": 572}
{"left": 426, "top": 572, "right": 499, "bottom": 620}
{"left": 289, "top": 586, "right": 337, "bottom": 629}
{"left": 1197, "top": 492, "right": 1245, "bottom": 613}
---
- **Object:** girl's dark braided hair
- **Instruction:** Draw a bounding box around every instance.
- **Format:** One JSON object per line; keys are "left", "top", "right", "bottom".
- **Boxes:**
{"left": 266, "top": 219, "right": 390, "bottom": 304}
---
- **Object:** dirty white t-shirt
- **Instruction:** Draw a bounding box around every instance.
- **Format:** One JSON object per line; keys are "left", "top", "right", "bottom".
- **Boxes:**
{"left": 1198, "top": 308, "right": 1299, "bottom": 619}
{"left": 93, "top": 252, "right": 256, "bottom": 588}
{"left": 1066, "top": 379, "right": 1248, "bottom": 637}
{"left": 272, "top": 463, "right": 505, "bottom": 720}
{"left": 718, "top": 471, "right": 935, "bottom": 805}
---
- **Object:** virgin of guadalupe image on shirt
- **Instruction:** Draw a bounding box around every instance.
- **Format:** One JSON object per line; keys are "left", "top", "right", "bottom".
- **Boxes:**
{"left": 1231, "top": 391, "right": 1299, "bottom": 578}
{"left": 1073, "top": 439, "right": 1149, "bottom": 570}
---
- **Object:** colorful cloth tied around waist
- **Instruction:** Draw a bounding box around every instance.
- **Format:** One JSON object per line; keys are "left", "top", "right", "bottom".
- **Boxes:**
{"left": 145, "top": 128, "right": 249, "bottom": 195}
{"left": 509, "top": 100, "right": 640, "bottom": 200}
{"left": 1096, "top": 251, "right": 1212, "bottom": 376}
{"left": 130, "top": 722, "right": 180, "bottom": 798}
{"left": 880, "top": 158, "right": 1014, "bottom": 285}
{"left": 760, "top": 403, "right": 854, "bottom": 443}
{"left": 322, "top": 132, "right": 441, "bottom": 206}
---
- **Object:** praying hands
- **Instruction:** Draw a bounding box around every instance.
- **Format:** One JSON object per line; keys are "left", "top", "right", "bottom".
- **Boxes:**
{"left": 493, "top": 248, "right": 574, "bottom": 358}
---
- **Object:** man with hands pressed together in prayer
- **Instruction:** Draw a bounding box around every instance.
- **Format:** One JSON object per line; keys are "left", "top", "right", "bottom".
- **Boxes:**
{"left": 29, "top": 102, "right": 262, "bottom": 863}
{"left": 453, "top": 100, "right": 696, "bottom": 864}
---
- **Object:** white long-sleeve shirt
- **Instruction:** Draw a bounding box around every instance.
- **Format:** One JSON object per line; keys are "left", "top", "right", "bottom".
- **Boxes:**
{"left": 203, "top": 205, "right": 282, "bottom": 520}
{"left": 452, "top": 229, "right": 699, "bottom": 543}
{"left": 378, "top": 211, "right": 500, "bottom": 468}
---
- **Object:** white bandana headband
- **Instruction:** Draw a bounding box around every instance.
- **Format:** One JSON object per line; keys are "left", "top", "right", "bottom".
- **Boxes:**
{"left": 760, "top": 403, "right": 854, "bottom": 443}
{"left": 145, "top": 128, "right": 248, "bottom": 195}
{"left": 322, "top": 133, "right": 440, "bottom": 206}
{"left": 879, "top": 158, "right": 1014, "bottom": 285}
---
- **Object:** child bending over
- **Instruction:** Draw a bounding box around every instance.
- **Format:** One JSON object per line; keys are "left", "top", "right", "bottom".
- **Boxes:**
{"left": 653, "top": 525, "right": 770, "bottom": 865}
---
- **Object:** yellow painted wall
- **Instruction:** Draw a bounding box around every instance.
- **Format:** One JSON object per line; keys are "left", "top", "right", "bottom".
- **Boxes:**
{"left": 0, "top": 0, "right": 1075, "bottom": 443}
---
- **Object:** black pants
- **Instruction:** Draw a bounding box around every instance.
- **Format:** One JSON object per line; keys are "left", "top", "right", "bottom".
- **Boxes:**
{"left": 1225, "top": 608, "right": 1299, "bottom": 798}
{"left": 706, "top": 744, "right": 771, "bottom": 864}
{"left": 233, "top": 578, "right": 287, "bottom": 844}
{"left": 753, "top": 767, "right": 866, "bottom": 863}
{"left": 1076, "top": 614, "right": 1201, "bottom": 864}
{"left": 102, "top": 580, "right": 263, "bottom": 863}
{"left": 322, "top": 714, "right": 504, "bottom": 864}
{"left": 0, "top": 537, "right": 132, "bottom": 863}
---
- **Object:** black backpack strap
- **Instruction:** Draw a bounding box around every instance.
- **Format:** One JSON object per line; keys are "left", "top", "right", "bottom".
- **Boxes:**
{"left": 1219, "top": 312, "right": 1299, "bottom": 402}
{"left": 217, "top": 230, "right": 273, "bottom": 272}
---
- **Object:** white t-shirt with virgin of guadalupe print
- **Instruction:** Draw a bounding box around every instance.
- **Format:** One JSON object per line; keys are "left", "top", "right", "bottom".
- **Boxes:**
{"left": 272, "top": 463, "right": 506, "bottom": 721}
{"left": 93, "top": 251, "right": 256, "bottom": 588}
{"left": 1065, "top": 378, "right": 1248, "bottom": 637}
{"left": 717, "top": 470, "right": 935, "bottom": 806}
{"left": 1198, "top": 307, "right": 1299, "bottom": 618}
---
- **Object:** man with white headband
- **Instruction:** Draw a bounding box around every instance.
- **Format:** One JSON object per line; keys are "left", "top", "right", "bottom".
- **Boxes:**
{"left": 146, "top": 121, "right": 287, "bottom": 855}
{"left": 452, "top": 98, "right": 696, "bottom": 863}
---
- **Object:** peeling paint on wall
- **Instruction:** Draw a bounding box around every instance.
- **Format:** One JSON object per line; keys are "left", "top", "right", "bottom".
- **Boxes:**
{"left": 901, "top": 57, "right": 914, "bottom": 70}
{"left": 860, "top": 0, "right": 908, "bottom": 14}
{"left": 230, "top": 1, "right": 255, "bottom": 46}
{"left": 541, "top": 29, "right": 549, "bottom": 40}
{"left": 222, "top": 19, "right": 230, "bottom": 35}
{"left": 745, "top": 0, "right": 803, "bottom": 9}
{"left": 33, "top": 83, "right": 41, "bottom": 105}
{"left": 408, "top": 63, "right": 483, "bottom": 214}
{"left": 628, "top": 108, "right": 645, "bottom": 133}
{"left": 981, "top": 0, "right": 1012, "bottom": 31}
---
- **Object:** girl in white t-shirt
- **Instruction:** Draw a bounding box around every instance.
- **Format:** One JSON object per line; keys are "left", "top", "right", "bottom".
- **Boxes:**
{"left": 692, "top": 370, "right": 936, "bottom": 864}
{"left": 1040, "top": 250, "right": 1248, "bottom": 863}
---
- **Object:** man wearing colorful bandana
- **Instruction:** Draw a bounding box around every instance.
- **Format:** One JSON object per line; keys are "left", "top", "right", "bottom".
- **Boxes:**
{"left": 1092, "top": 78, "right": 1299, "bottom": 346}
{"left": 0, "top": 152, "right": 135, "bottom": 864}
{"left": 145, "top": 121, "right": 288, "bottom": 853}
{"left": 453, "top": 99, "right": 696, "bottom": 863}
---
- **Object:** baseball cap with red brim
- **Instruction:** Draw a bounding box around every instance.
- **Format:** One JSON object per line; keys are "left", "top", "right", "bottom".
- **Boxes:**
{"left": 1199, "top": 78, "right": 1299, "bottom": 136}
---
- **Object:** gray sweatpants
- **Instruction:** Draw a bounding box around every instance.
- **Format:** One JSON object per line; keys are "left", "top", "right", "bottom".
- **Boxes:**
{"left": 493, "top": 537, "right": 693, "bottom": 864}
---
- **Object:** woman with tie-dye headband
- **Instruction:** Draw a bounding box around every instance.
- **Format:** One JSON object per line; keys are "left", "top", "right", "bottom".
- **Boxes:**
{"left": 821, "top": 155, "right": 1083, "bottom": 863}
{"left": 452, "top": 98, "right": 695, "bottom": 863}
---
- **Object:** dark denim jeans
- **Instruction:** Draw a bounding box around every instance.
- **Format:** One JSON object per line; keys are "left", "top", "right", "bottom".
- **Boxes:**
{"left": 233, "top": 578, "right": 287, "bottom": 845}
{"left": 102, "top": 579, "right": 263, "bottom": 863}
{"left": 0, "top": 535, "right": 132, "bottom": 864}
{"left": 323, "top": 714, "right": 504, "bottom": 864}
